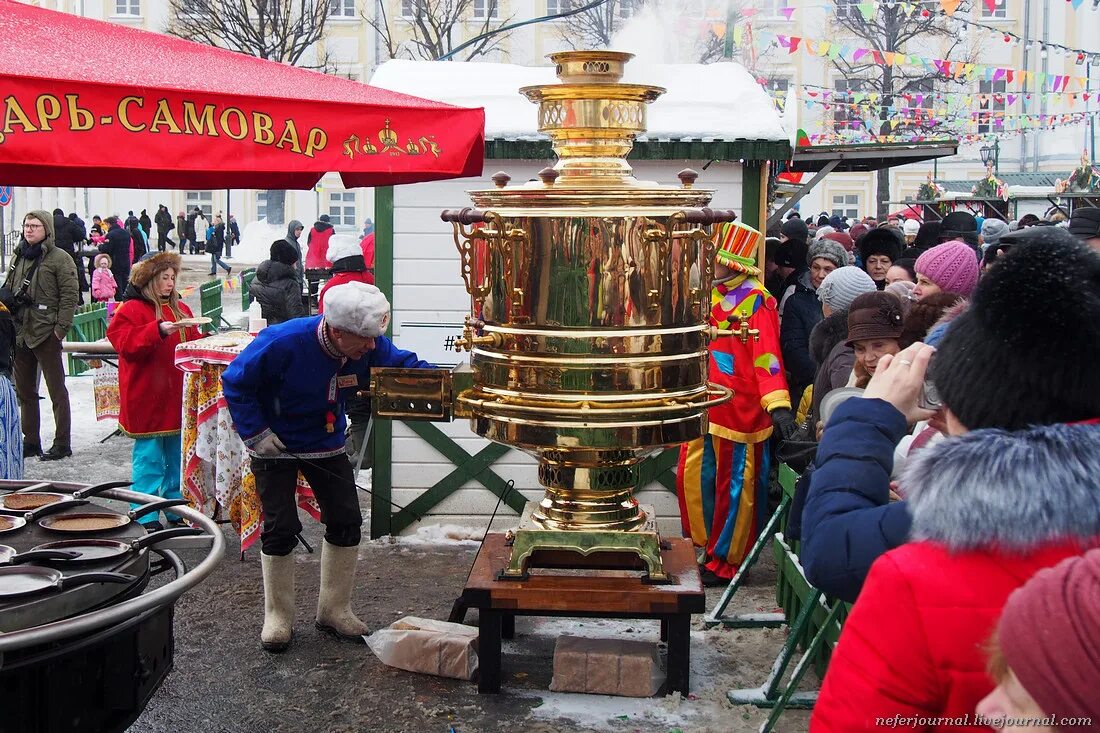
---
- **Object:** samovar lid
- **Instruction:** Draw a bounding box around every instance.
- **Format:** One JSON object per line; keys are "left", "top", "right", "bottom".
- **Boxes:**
{"left": 468, "top": 50, "right": 714, "bottom": 211}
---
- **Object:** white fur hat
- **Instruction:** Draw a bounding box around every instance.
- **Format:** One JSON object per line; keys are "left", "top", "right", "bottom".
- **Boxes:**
{"left": 327, "top": 234, "right": 362, "bottom": 263}
{"left": 323, "top": 281, "right": 390, "bottom": 338}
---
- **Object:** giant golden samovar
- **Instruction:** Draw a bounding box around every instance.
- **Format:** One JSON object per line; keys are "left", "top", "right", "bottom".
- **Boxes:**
{"left": 372, "top": 50, "right": 739, "bottom": 582}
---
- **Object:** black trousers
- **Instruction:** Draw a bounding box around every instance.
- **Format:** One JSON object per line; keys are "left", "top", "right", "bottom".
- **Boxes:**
{"left": 251, "top": 453, "right": 362, "bottom": 556}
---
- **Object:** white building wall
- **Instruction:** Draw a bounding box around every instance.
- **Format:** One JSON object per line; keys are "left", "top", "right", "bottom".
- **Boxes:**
{"left": 388, "top": 156, "right": 743, "bottom": 534}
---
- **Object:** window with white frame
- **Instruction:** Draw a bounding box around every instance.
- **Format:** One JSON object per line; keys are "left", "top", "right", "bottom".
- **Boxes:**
{"left": 546, "top": 0, "right": 563, "bottom": 13}
{"left": 977, "top": 80, "right": 1006, "bottom": 134}
{"left": 831, "top": 193, "right": 861, "bottom": 220}
{"left": 834, "top": 0, "right": 858, "bottom": 19}
{"left": 833, "top": 78, "right": 870, "bottom": 128}
{"left": 328, "top": 192, "right": 357, "bottom": 228}
{"left": 256, "top": 191, "right": 269, "bottom": 221}
{"left": 328, "top": 0, "right": 356, "bottom": 16}
{"left": 472, "top": 0, "right": 499, "bottom": 18}
{"left": 186, "top": 191, "right": 214, "bottom": 218}
{"left": 765, "top": 0, "right": 789, "bottom": 17}
{"left": 981, "top": 0, "right": 1006, "bottom": 18}
{"left": 618, "top": 0, "right": 634, "bottom": 19}
{"left": 400, "top": 0, "right": 418, "bottom": 18}
{"left": 115, "top": 0, "right": 140, "bottom": 16}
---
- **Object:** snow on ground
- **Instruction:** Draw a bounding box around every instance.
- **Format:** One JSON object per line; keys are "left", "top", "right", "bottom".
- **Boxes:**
{"left": 235, "top": 219, "right": 288, "bottom": 264}
{"left": 372, "top": 522, "right": 486, "bottom": 547}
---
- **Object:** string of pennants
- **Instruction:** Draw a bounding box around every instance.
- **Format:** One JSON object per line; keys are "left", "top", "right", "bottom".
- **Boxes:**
{"left": 734, "top": 25, "right": 1096, "bottom": 93}
{"left": 766, "top": 87, "right": 1097, "bottom": 111}
{"left": 804, "top": 119, "right": 1098, "bottom": 146}
{"left": 740, "top": 0, "right": 1100, "bottom": 23}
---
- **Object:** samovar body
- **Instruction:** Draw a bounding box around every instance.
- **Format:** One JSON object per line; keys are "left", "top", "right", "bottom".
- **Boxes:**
{"left": 379, "top": 51, "right": 737, "bottom": 580}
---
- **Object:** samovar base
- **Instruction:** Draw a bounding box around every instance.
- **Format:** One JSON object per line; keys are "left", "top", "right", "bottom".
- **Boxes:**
{"left": 499, "top": 502, "right": 668, "bottom": 583}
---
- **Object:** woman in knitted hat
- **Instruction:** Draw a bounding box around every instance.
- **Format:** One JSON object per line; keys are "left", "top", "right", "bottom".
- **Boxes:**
{"left": 977, "top": 549, "right": 1100, "bottom": 732}
{"left": 808, "top": 231, "right": 1100, "bottom": 730}
{"left": 780, "top": 238, "right": 847, "bottom": 403}
{"left": 106, "top": 252, "right": 202, "bottom": 529}
{"left": 845, "top": 291, "right": 904, "bottom": 387}
{"left": 808, "top": 266, "right": 877, "bottom": 427}
{"left": 249, "top": 240, "right": 306, "bottom": 325}
{"left": 913, "top": 240, "right": 981, "bottom": 301}
{"left": 857, "top": 228, "right": 904, "bottom": 290}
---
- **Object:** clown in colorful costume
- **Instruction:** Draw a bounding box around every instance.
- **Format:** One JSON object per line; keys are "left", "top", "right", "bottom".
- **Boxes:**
{"left": 677, "top": 222, "right": 793, "bottom": 582}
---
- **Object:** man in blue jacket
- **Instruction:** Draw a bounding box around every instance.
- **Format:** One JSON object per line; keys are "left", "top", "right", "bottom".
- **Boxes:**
{"left": 222, "top": 281, "right": 431, "bottom": 653}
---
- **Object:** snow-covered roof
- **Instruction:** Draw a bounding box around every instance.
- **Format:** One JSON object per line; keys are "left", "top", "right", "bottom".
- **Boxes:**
{"left": 369, "top": 59, "right": 787, "bottom": 143}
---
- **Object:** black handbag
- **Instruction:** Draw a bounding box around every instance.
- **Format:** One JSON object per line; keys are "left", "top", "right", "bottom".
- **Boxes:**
{"left": 775, "top": 420, "right": 818, "bottom": 475}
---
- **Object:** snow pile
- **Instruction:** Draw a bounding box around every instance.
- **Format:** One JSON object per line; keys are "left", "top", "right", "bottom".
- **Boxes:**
{"left": 370, "top": 58, "right": 786, "bottom": 143}
{"left": 234, "top": 219, "right": 288, "bottom": 264}
{"left": 381, "top": 523, "right": 485, "bottom": 547}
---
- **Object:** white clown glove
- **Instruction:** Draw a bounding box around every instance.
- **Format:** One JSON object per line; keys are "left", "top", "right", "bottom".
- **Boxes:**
{"left": 253, "top": 432, "right": 286, "bottom": 456}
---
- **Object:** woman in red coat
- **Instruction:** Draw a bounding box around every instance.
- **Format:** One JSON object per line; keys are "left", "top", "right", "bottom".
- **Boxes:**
{"left": 107, "top": 252, "right": 200, "bottom": 528}
{"left": 810, "top": 232, "right": 1100, "bottom": 732}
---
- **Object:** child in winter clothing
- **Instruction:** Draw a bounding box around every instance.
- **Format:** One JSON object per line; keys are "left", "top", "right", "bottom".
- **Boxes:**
{"left": 91, "top": 253, "right": 117, "bottom": 303}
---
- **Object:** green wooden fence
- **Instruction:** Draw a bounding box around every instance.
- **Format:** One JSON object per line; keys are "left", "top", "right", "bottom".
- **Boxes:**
{"left": 65, "top": 303, "right": 108, "bottom": 376}
{"left": 240, "top": 268, "right": 256, "bottom": 309}
{"left": 199, "top": 279, "right": 228, "bottom": 334}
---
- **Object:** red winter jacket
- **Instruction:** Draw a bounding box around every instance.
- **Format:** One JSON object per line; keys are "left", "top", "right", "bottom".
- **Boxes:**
{"left": 107, "top": 296, "right": 200, "bottom": 437}
{"left": 318, "top": 270, "right": 373, "bottom": 313}
{"left": 304, "top": 222, "right": 334, "bottom": 269}
{"left": 810, "top": 419, "right": 1100, "bottom": 732}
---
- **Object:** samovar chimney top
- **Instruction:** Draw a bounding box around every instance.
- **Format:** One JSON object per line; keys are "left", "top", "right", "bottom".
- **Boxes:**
{"left": 549, "top": 50, "right": 633, "bottom": 84}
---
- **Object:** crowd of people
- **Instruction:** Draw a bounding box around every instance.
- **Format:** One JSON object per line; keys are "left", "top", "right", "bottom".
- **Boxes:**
{"left": 677, "top": 204, "right": 1100, "bottom": 731}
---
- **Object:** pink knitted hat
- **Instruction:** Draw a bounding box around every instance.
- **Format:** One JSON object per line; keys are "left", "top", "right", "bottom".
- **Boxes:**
{"left": 914, "top": 240, "right": 980, "bottom": 297}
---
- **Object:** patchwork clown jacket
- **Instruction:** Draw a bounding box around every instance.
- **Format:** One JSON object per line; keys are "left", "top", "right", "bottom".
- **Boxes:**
{"left": 706, "top": 274, "right": 791, "bottom": 443}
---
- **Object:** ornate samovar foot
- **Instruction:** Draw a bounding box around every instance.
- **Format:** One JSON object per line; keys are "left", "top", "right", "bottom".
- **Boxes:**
{"left": 500, "top": 502, "right": 668, "bottom": 583}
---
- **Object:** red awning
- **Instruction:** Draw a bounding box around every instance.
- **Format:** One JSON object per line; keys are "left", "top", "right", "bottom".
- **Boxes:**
{"left": 0, "top": 0, "right": 484, "bottom": 189}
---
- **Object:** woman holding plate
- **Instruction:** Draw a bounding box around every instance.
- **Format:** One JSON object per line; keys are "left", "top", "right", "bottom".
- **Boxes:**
{"left": 107, "top": 252, "right": 202, "bottom": 528}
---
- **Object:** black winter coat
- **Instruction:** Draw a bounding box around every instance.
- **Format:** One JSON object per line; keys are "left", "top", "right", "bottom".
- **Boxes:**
{"left": 155, "top": 208, "right": 174, "bottom": 233}
{"left": 780, "top": 270, "right": 823, "bottom": 402}
{"left": 808, "top": 309, "right": 853, "bottom": 426}
{"left": 207, "top": 223, "right": 225, "bottom": 256}
{"left": 52, "top": 213, "right": 81, "bottom": 254}
{"left": 248, "top": 260, "right": 305, "bottom": 325}
{"left": 98, "top": 224, "right": 132, "bottom": 293}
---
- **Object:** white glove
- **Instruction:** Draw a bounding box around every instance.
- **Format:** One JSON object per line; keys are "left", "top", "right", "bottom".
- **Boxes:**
{"left": 253, "top": 432, "right": 286, "bottom": 456}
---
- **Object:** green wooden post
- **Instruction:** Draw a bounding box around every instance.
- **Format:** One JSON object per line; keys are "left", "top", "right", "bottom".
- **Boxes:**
{"left": 741, "top": 161, "right": 763, "bottom": 231}
{"left": 240, "top": 268, "right": 256, "bottom": 309}
{"left": 371, "top": 186, "right": 395, "bottom": 538}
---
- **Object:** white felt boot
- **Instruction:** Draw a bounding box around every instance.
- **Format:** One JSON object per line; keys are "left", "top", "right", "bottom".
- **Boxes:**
{"left": 260, "top": 552, "right": 295, "bottom": 653}
{"left": 315, "top": 540, "right": 370, "bottom": 641}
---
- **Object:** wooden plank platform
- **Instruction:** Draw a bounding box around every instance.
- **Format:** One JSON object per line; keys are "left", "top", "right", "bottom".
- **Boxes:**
{"left": 454, "top": 533, "right": 705, "bottom": 695}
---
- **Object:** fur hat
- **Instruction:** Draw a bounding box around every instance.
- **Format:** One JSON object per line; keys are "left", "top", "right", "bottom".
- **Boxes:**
{"left": 915, "top": 241, "right": 981, "bottom": 297}
{"left": 775, "top": 239, "right": 809, "bottom": 269}
{"left": 932, "top": 229, "right": 1100, "bottom": 430}
{"left": 323, "top": 281, "right": 390, "bottom": 338}
{"left": 129, "top": 251, "right": 182, "bottom": 289}
{"left": 857, "top": 228, "right": 903, "bottom": 264}
{"left": 899, "top": 291, "right": 958, "bottom": 347}
{"left": 327, "top": 234, "right": 363, "bottom": 264}
{"left": 93, "top": 253, "right": 112, "bottom": 269}
{"left": 807, "top": 238, "right": 848, "bottom": 269}
{"left": 996, "top": 548, "right": 1100, "bottom": 732}
{"left": 846, "top": 291, "right": 904, "bottom": 346}
{"left": 270, "top": 240, "right": 299, "bottom": 265}
{"left": 940, "top": 211, "right": 978, "bottom": 237}
{"left": 980, "top": 218, "right": 1010, "bottom": 247}
{"left": 903, "top": 219, "right": 920, "bottom": 237}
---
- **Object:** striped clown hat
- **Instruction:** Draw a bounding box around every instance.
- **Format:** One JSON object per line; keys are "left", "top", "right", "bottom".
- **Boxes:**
{"left": 713, "top": 221, "right": 763, "bottom": 276}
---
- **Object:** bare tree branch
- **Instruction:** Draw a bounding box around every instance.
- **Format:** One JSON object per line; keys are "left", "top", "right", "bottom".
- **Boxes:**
{"left": 364, "top": 0, "right": 514, "bottom": 61}
{"left": 165, "top": 0, "right": 334, "bottom": 69}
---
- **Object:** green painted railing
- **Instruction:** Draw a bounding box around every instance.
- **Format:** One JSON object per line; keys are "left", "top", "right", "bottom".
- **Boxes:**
{"left": 65, "top": 302, "right": 108, "bottom": 376}
{"left": 199, "top": 279, "right": 226, "bottom": 335}
{"left": 240, "top": 268, "right": 256, "bottom": 309}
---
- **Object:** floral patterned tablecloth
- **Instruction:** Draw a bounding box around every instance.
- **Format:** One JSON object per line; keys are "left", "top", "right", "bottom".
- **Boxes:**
{"left": 175, "top": 332, "right": 320, "bottom": 552}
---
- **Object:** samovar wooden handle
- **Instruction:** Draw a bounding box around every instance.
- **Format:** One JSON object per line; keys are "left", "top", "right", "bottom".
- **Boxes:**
{"left": 441, "top": 208, "right": 488, "bottom": 225}
{"left": 680, "top": 208, "right": 738, "bottom": 225}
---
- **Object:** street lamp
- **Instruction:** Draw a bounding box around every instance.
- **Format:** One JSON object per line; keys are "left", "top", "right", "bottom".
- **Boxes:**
{"left": 979, "top": 141, "right": 1001, "bottom": 175}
